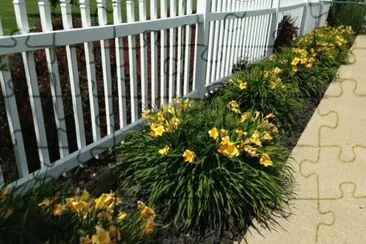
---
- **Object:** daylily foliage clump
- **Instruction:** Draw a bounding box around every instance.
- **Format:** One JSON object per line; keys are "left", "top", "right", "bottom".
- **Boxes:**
{"left": 117, "top": 98, "right": 294, "bottom": 235}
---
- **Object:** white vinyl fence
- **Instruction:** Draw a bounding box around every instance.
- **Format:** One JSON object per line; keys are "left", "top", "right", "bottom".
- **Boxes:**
{"left": 0, "top": 0, "right": 329, "bottom": 189}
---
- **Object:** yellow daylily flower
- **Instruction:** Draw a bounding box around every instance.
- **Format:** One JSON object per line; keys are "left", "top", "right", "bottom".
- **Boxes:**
{"left": 273, "top": 67, "right": 282, "bottom": 75}
{"left": 167, "top": 106, "right": 176, "bottom": 115}
{"left": 150, "top": 123, "right": 166, "bottom": 138}
{"left": 143, "top": 217, "right": 156, "bottom": 235}
{"left": 92, "top": 226, "right": 111, "bottom": 244}
{"left": 183, "top": 150, "right": 196, "bottom": 164}
{"left": 38, "top": 198, "right": 51, "bottom": 210}
{"left": 291, "top": 57, "right": 300, "bottom": 66}
{"left": 117, "top": 212, "right": 127, "bottom": 223}
{"left": 239, "top": 81, "right": 248, "bottom": 90}
{"left": 141, "top": 206, "right": 156, "bottom": 219}
{"left": 250, "top": 131, "right": 262, "bottom": 147}
{"left": 70, "top": 200, "right": 89, "bottom": 216}
{"left": 218, "top": 138, "right": 239, "bottom": 158}
{"left": 264, "top": 113, "right": 274, "bottom": 120}
{"left": 243, "top": 145, "right": 258, "bottom": 157}
{"left": 270, "top": 80, "right": 278, "bottom": 90}
{"left": 240, "top": 112, "right": 251, "bottom": 123}
{"left": 157, "top": 111, "right": 165, "bottom": 123}
{"left": 260, "top": 153, "right": 273, "bottom": 167}
{"left": 159, "top": 145, "right": 170, "bottom": 156}
{"left": 171, "top": 117, "right": 181, "bottom": 128}
{"left": 300, "top": 58, "right": 308, "bottom": 64}
{"left": 208, "top": 127, "right": 219, "bottom": 140}
{"left": 262, "top": 132, "right": 273, "bottom": 141}
{"left": 235, "top": 129, "right": 247, "bottom": 138}
{"left": 227, "top": 100, "right": 240, "bottom": 113}
{"left": 52, "top": 204, "right": 66, "bottom": 216}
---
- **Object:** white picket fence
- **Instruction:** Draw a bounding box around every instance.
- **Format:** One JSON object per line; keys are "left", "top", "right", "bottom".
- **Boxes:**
{"left": 0, "top": 0, "right": 329, "bottom": 188}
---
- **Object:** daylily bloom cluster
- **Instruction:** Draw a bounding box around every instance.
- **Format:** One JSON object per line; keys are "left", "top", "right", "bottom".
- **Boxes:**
{"left": 295, "top": 23, "right": 353, "bottom": 61}
{"left": 290, "top": 48, "right": 316, "bottom": 74}
{"left": 262, "top": 66, "right": 287, "bottom": 90}
{"left": 38, "top": 190, "right": 156, "bottom": 244}
{"left": 143, "top": 98, "right": 192, "bottom": 139}
{"left": 228, "top": 78, "right": 248, "bottom": 91}
{"left": 208, "top": 107, "right": 278, "bottom": 167}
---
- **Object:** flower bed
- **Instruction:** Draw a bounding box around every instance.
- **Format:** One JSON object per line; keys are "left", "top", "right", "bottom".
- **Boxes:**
{"left": 0, "top": 24, "right": 355, "bottom": 243}
{"left": 115, "top": 24, "right": 355, "bottom": 241}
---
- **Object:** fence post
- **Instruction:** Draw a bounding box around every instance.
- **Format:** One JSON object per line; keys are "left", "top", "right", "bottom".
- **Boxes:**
{"left": 193, "top": 0, "right": 211, "bottom": 99}
{"left": 266, "top": 0, "right": 280, "bottom": 56}
{"left": 316, "top": 0, "right": 324, "bottom": 28}
{"left": 299, "top": 0, "right": 309, "bottom": 36}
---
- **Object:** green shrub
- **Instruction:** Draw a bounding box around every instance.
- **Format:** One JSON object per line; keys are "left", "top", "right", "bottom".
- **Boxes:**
{"left": 217, "top": 24, "right": 355, "bottom": 131}
{"left": 219, "top": 65, "right": 303, "bottom": 130}
{"left": 327, "top": 1, "right": 366, "bottom": 34}
{"left": 115, "top": 99, "right": 294, "bottom": 237}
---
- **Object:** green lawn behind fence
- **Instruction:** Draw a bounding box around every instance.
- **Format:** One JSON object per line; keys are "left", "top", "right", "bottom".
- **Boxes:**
{"left": 0, "top": 0, "right": 197, "bottom": 35}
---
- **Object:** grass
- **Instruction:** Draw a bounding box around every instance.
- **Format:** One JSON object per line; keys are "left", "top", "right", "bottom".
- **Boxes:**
{"left": 0, "top": 0, "right": 197, "bottom": 35}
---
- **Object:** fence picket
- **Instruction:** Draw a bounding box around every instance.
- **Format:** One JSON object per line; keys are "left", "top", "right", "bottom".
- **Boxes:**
{"left": 60, "top": 0, "right": 86, "bottom": 151}
{"left": 126, "top": 0, "right": 138, "bottom": 121}
{"left": 13, "top": 0, "right": 51, "bottom": 167}
{"left": 225, "top": 0, "right": 235, "bottom": 75}
{"left": 230, "top": 0, "right": 240, "bottom": 70}
{"left": 205, "top": 0, "right": 216, "bottom": 85}
{"left": 231, "top": 0, "right": 241, "bottom": 68}
{"left": 168, "top": 0, "right": 177, "bottom": 103}
{"left": 150, "top": 0, "right": 158, "bottom": 108}
{"left": 97, "top": 0, "right": 114, "bottom": 135}
{"left": 183, "top": 0, "right": 192, "bottom": 95}
{"left": 176, "top": 0, "right": 184, "bottom": 97}
{"left": 79, "top": 0, "right": 102, "bottom": 140}
{"left": 215, "top": 0, "right": 225, "bottom": 80}
{"left": 139, "top": 0, "right": 148, "bottom": 110}
{"left": 211, "top": 0, "right": 221, "bottom": 83}
{"left": 112, "top": 0, "right": 127, "bottom": 128}
{"left": 38, "top": 0, "right": 69, "bottom": 158}
{"left": 0, "top": 20, "right": 29, "bottom": 179}
{"left": 160, "top": 0, "right": 168, "bottom": 105}
{"left": 220, "top": 1, "right": 229, "bottom": 77}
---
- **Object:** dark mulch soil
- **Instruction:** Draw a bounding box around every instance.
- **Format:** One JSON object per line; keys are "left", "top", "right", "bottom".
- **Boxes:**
{"left": 282, "top": 97, "right": 322, "bottom": 150}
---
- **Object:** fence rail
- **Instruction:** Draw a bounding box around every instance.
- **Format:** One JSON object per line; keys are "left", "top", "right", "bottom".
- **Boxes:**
{"left": 0, "top": 0, "right": 330, "bottom": 189}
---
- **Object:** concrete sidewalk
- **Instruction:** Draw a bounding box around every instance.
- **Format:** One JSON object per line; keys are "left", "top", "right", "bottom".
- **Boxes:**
{"left": 243, "top": 35, "right": 366, "bottom": 244}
